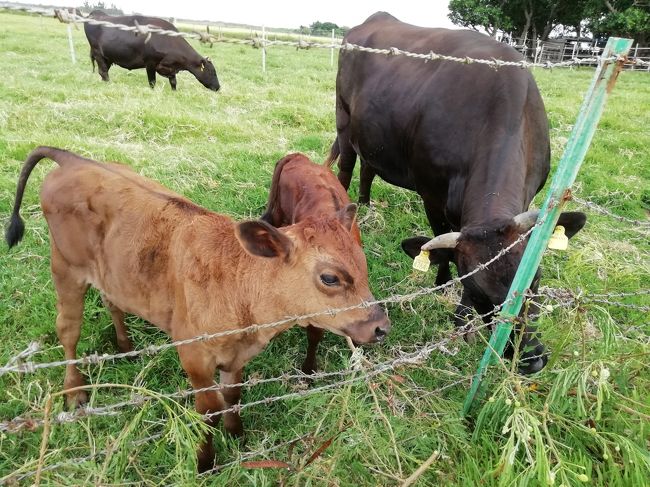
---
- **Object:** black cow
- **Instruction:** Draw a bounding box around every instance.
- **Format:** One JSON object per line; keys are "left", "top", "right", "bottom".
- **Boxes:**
{"left": 327, "top": 12, "right": 587, "bottom": 373}
{"left": 83, "top": 10, "right": 220, "bottom": 91}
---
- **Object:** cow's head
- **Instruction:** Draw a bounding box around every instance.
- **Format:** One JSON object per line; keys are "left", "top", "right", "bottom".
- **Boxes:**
{"left": 235, "top": 204, "right": 390, "bottom": 344}
{"left": 401, "top": 211, "right": 586, "bottom": 372}
{"left": 403, "top": 211, "right": 586, "bottom": 306}
{"left": 191, "top": 57, "right": 220, "bottom": 91}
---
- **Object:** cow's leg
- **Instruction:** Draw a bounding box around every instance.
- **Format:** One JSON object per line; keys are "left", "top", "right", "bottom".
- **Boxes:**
{"left": 336, "top": 131, "right": 358, "bottom": 191}
{"left": 454, "top": 291, "right": 477, "bottom": 342}
{"left": 94, "top": 55, "right": 111, "bottom": 82}
{"left": 178, "top": 346, "right": 223, "bottom": 473}
{"left": 168, "top": 74, "right": 177, "bottom": 91}
{"left": 51, "top": 249, "right": 90, "bottom": 409}
{"left": 421, "top": 197, "right": 453, "bottom": 285}
{"left": 101, "top": 294, "right": 132, "bottom": 353}
{"left": 358, "top": 160, "right": 376, "bottom": 205}
{"left": 146, "top": 66, "right": 156, "bottom": 88}
{"left": 219, "top": 369, "right": 243, "bottom": 437}
{"left": 302, "top": 324, "right": 325, "bottom": 375}
{"left": 511, "top": 295, "right": 547, "bottom": 374}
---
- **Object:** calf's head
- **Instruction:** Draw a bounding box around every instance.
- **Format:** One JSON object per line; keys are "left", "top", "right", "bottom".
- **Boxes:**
{"left": 236, "top": 204, "right": 390, "bottom": 344}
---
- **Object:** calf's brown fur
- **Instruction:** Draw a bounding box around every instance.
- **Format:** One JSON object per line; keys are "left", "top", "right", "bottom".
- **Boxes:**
{"left": 6, "top": 146, "right": 390, "bottom": 472}
{"left": 261, "top": 153, "right": 363, "bottom": 374}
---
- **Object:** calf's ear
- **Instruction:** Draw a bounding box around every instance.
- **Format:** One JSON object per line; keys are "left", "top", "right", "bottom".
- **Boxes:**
{"left": 236, "top": 220, "right": 293, "bottom": 259}
{"left": 557, "top": 211, "right": 587, "bottom": 239}
{"left": 338, "top": 203, "right": 358, "bottom": 232}
{"left": 401, "top": 237, "right": 453, "bottom": 265}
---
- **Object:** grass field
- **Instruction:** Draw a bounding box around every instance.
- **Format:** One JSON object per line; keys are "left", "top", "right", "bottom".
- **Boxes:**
{"left": 0, "top": 11, "right": 649, "bottom": 486}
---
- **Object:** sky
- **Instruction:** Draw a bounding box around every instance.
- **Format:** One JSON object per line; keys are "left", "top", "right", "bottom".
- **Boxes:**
{"left": 9, "top": 0, "right": 457, "bottom": 30}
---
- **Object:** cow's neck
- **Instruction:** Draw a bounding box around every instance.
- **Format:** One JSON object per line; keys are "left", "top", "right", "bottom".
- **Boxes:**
{"left": 460, "top": 146, "right": 529, "bottom": 227}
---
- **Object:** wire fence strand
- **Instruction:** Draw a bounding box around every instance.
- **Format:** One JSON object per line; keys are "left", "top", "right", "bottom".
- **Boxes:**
{"left": 3, "top": 5, "right": 647, "bottom": 71}
{"left": 0, "top": 222, "right": 539, "bottom": 377}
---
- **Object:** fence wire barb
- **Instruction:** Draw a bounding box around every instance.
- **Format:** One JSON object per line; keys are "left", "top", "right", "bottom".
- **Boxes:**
{"left": 573, "top": 196, "right": 650, "bottom": 228}
{"left": 538, "top": 287, "right": 650, "bottom": 312}
{"left": 0, "top": 309, "right": 499, "bottom": 433}
{"left": 0, "top": 222, "right": 539, "bottom": 377}
{"left": 0, "top": 5, "right": 638, "bottom": 71}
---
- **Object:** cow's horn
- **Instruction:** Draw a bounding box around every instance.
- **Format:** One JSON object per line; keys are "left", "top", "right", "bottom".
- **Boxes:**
{"left": 513, "top": 210, "right": 540, "bottom": 230}
{"left": 421, "top": 232, "right": 461, "bottom": 250}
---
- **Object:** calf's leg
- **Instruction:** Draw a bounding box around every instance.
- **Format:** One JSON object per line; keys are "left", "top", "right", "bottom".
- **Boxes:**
{"left": 178, "top": 347, "right": 223, "bottom": 473}
{"left": 302, "top": 325, "right": 325, "bottom": 375}
{"left": 220, "top": 369, "right": 244, "bottom": 437}
{"left": 101, "top": 294, "right": 133, "bottom": 353}
{"left": 51, "top": 249, "right": 89, "bottom": 409}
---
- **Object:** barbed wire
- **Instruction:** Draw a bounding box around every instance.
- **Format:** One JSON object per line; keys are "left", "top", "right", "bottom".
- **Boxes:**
{"left": 572, "top": 196, "right": 650, "bottom": 228}
{"left": 0, "top": 307, "right": 497, "bottom": 433}
{"left": 2, "top": 5, "right": 644, "bottom": 71}
{"left": 0, "top": 221, "right": 540, "bottom": 377}
{"left": 538, "top": 287, "right": 650, "bottom": 312}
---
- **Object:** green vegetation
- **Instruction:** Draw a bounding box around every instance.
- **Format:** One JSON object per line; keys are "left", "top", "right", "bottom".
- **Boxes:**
{"left": 0, "top": 12, "right": 648, "bottom": 486}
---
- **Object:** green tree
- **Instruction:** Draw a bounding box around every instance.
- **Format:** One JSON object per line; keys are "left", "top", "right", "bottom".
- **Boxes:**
{"left": 585, "top": 0, "right": 650, "bottom": 45}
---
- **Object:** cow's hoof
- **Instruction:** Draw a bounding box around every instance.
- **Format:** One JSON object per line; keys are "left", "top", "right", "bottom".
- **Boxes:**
{"left": 518, "top": 354, "right": 548, "bottom": 375}
{"left": 463, "top": 331, "right": 477, "bottom": 344}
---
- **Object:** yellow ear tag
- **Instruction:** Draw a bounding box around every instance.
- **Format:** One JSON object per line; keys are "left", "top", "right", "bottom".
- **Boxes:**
{"left": 200, "top": 64, "right": 205, "bottom": 72}
{"left": 412, "top": 250, "right": 430, "bottom": 272}
{"left": 548, "top": 225, "right": 568, "bottom": 250}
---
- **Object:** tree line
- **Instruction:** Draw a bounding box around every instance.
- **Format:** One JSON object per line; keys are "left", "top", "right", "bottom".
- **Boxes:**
{"left": 448, "top": 0, "right": 649, "bottom": 46}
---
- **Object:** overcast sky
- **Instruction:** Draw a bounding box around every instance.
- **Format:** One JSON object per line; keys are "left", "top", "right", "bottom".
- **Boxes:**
{"left": 10, "top": 0, "right": 457, "bottom": 29}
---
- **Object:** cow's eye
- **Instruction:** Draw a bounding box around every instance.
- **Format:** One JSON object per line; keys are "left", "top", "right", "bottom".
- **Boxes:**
{"left": 320, "top": 274, "right": 340, "bottom": 286}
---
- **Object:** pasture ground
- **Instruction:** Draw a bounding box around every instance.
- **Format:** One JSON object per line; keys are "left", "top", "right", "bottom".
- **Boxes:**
{"left": 0, "top": 12, "right": 648, "bottom": 486}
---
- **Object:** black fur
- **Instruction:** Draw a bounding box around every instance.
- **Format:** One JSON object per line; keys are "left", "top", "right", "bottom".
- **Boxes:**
{"left": 5, "top": 212, "right": 25, "bottom": 248}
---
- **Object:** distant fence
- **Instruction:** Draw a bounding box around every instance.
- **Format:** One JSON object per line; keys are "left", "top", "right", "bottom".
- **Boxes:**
{"left": 504, "top": 36, "right": 650, "bottom": 71}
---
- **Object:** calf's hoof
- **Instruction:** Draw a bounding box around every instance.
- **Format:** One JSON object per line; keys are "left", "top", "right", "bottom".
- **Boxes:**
{"left": 65, "top": 389, "right": 89, "bottom": 410}
{"left": 197, "top": 453, "right": 216, "bottom": 474}
{"left": 224, "top": 416, "right": 244, "bottom": 438}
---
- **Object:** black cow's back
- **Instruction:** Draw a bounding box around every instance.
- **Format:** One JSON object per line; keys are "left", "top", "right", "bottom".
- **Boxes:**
{"left": 336, "top": 12, "right": 549, "bottom": 228}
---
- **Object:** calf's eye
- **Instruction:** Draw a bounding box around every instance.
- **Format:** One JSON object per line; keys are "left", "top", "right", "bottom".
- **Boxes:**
{"left": 320, "top": 274, "right": 340, "bottom": 286}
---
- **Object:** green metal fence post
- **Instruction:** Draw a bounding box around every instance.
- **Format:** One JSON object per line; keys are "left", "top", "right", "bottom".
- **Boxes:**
{"left": 462, "top": 37, "right": 633, "bottom": 416}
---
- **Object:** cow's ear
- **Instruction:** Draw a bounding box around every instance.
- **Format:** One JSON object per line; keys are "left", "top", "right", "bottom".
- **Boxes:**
{"left": 236, "top": 220, "right": 293, "bottom": 259}
{"left": 338, "top": 203, "right": 358, "bottom": 232}
{"left": 557, "top": 211, "right": 587, "bottom": 239}
{"left": 401, "top": 237, "right": 453, "bottom": 265}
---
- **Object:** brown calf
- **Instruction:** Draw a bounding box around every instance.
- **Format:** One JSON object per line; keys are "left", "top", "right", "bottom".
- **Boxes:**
{"left": 261, "top": 153, "right": 364, "bottom": 374}
{"left": 6, "top": 147, "right": 390, "bottom": 472}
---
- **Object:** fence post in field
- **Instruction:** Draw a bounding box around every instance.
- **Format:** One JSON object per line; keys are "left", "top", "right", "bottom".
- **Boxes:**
{"left": 262, "top": 25, "right": 266, "bottom": 73}
{"left": 66, "top": 9, "right": 76, "bottom": 64}
{"left": 331, "top": 28, "right": 335, "bottom": 67}
{"left": 462, "top": 37, "right": 634, "bottom": 416}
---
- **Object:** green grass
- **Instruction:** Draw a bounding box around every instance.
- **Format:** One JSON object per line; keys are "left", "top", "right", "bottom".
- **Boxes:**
{"left": 1, "top": 12, "right": 649, "bottom": 486}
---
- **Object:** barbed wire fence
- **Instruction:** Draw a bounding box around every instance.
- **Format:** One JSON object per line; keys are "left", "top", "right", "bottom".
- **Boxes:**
{"left": 0, "top": 3, "right": 649, "bottom": 483}
{"left": 2, "top": 3, "right": 650, "bottom": 72}
{"left": 1, "top": 204, "right": 647, "bottom": 481}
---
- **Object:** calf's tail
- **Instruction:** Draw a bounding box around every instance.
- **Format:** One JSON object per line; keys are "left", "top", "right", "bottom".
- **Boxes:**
{"left": 323, "top": 137, "right": 340, "bottom": 169}
{"left": 6, "top": 146, "right": 81, "bottom": 248}
{"left": 90, "top": 50, "right": 96, "bottom": 72}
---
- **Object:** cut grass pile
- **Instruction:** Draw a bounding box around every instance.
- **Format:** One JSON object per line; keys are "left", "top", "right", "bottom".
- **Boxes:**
{"left": 0, "top": 11, "right": 648, "bottom": 486}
